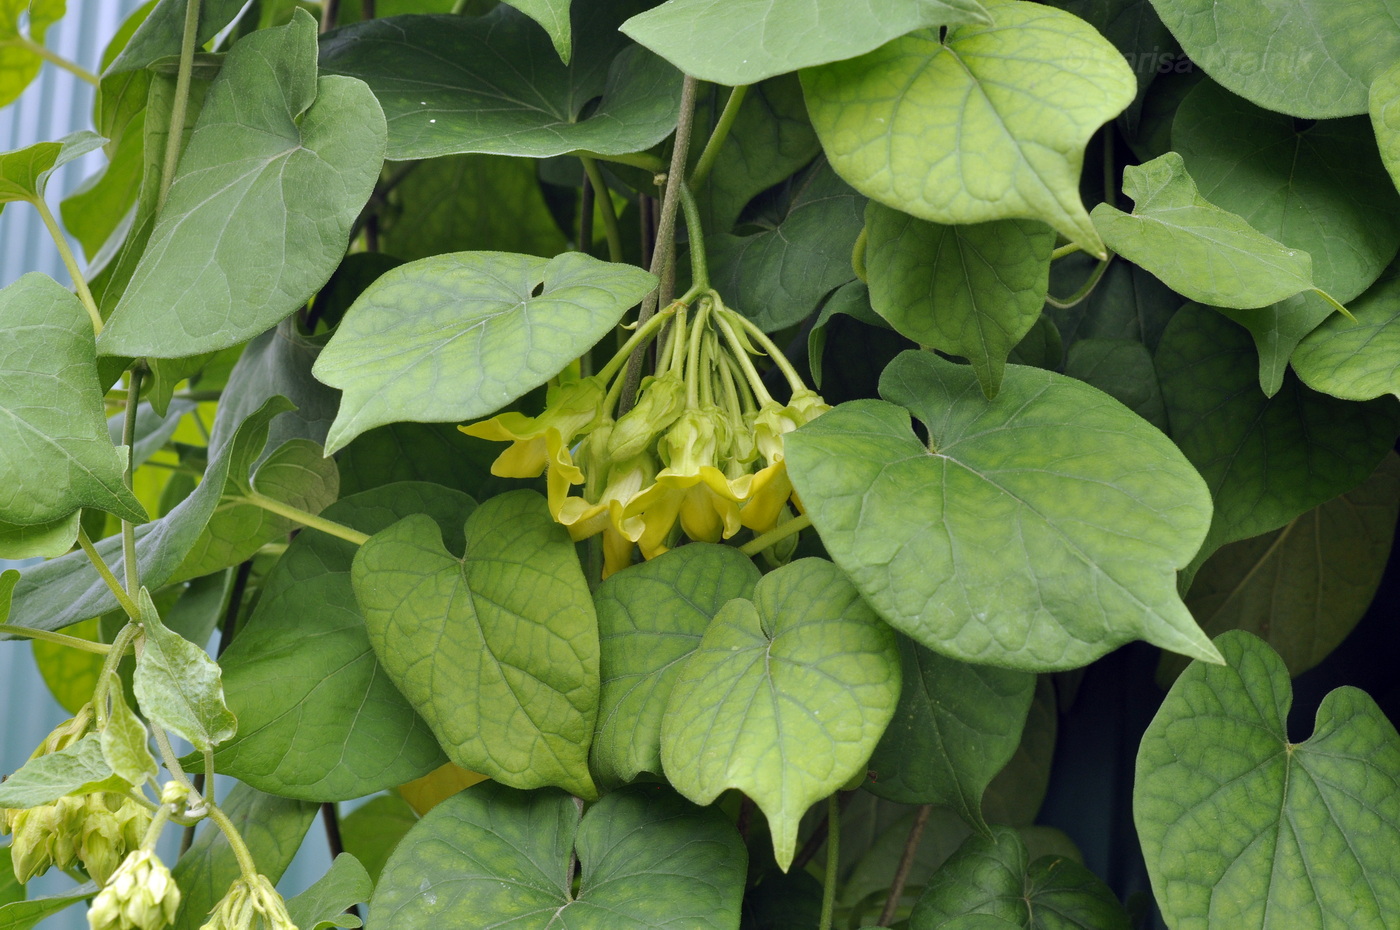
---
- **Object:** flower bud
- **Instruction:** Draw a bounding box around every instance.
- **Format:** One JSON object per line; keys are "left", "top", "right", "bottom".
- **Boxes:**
{"left": 607, "top": 371, "right": 686, "bottom": 461}
{"left": 87, "top": 849, "right": 179, "bottom": 930}
{"left": 752, "top": 390, "right": 830, "bottom": 465}
{"left": 80, "top": 795, "right": 153, "bottom": 886}
{"left": 200, "top": 874, "right": 298, "bottom": 930}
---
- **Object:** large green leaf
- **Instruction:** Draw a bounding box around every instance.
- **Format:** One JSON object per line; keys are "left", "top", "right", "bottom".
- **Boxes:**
{"left": 0, "top": 885, "right": 95, "bottom": 930}
{"left": 1173, "top": 80, "right": 1400, "bottom": 303}
{"left": 660, "top": 558, "right": 900, "bottom": 870}
{"left": 621, "top": 0, "right": 989, "bottom": 86}
{"left": 0, "top": 513, "right": 80, "bottom": 560}
{"left": 1156, "top": 304, "right": 1400, "bottom": 578}
{"left": 319, "top": 4, "right": 682, "bottom": 161}
{"left": 1292, "top": 264, "right": 1400, "bottom": 402}
{"left": 314, "top": 250, "right": 655, "bottom": 453}
{"left": 104, "top": 0, "right": 246, "bottom": 75}
{"left": 787, "top": 350, "right": 1219, "bottom": 671}
{"left": 209, "top": 319, "right": 338, "bottom": 459}
{"left": 353, "top": 490, "right": 599, "bottom": 798}
{"left": 591, "top": 543, "right": 760, "bottom": 786}
{"left": 1062, "top": 338, "right": 1168, "bottom": 432}
{"left": 710, "top": 159, "right": 864, "bottom": 332}
{"left": 1217, "top": 292, "right": 1337, "bottom": 398}
{"left": 339, "top": 794, "right": 417, "bottom": 884}
{"left": 98, "top": 10, "right": 387, "bottom": 358}
{"left": 215, "top": 482, "right": 472, "bottom": 801}
{"left": 285, "top": 854, "right": 372, "bottom": 930}
{"left": 0, "top": 0, "right": 65, "bottom": 107}
{"left": 0, "top": 274, "right": 145, "bottom": 526}
{"left": 1091, "top": 153, "right": 1320, "bottom": 309}
{"left": 865, "top": 204, "right": 1054, "bottom": 398}
{"left": 865, "top": 636, "right": 1034, "bottom": 833}
{"left": 1136, "top": 631, "right": 1400, "bottom": 929}
{"left": 371, "top": 781, "right": 745, "bottom": 929}
{"left": 909, "top": 826, "right": 1131, "bottom": 929}
{"left": 1147, "top": 0, "right": 1400, "bottom": 118}
{"left": 502, "top": 0, "right": 572, "bottom": 62}
{"left": 801, "top": 0, "right": 1134, "bottom": 257}
{"left": 1047, "top": 256, "right": 1180, "bottom": 352}
{"left": 980, "top": 677, "right": 1057, "bottom": 827}
{"left": 132, "top": 588, "right": 237, "bottom": 752}
{"left": 337, "top": 421, "right": 524, "bottom": 500}
{"left": 1374, "top": 61, "right": 1400, "bottom": 196}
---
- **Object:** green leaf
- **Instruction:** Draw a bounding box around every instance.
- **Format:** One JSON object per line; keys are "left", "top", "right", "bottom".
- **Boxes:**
{"left": 0, "top": 0, "right": 65, "bottom": 108}
{"left": 378, "top": 154, "right": 566, "bottom": 263}
{"left": 980, "top": 676, "right": 1057, "bottom": 827}
{"left": 0, "top": 274, "right": 146, "bottom": 526}
{"left": 787, "top": 350, "right": 1220, "bottom": 671}
{"left": 1292, "top": 263, "right": 1400, "bottom": 402}
{"left": 801, "top": 0, "right": 1134, "bottom": 257}
{"left": 101, "top": 680, "right": 158, "bottom": 786}
{"left": 1136, "top": 631, "right": 1400, "bottom": 929}
{"left": 1147, "top": 0, "right": 1400, "bottom": 118}
{"left": 1173, "top": 80, "right": 1400, "bottom": 304}
{"left": 353, "top": 490, "right": 599, "bottom": 798}
{"left": 0, "top": 733, "right": 120, "bottom": 810}
{"left": 284, "top": 854, "right": 372, "bottom": 930}
{"left": 319, "top": 4, "right": 682, "bottom": 161}
{"left": 1373, "top": 61, "right": 1400, "bottom": 196}
{"left": 337, "top": 421, "right": 525, "bottom": 500}
{"left": 502, "top": 0, "right": 571, "bottom": 63}
{"left": 660, "top": 558, "right": 900, "bottom": 870}
{"left": 1062, "top": 338, "right": 1168, "bottom": 432}
{"left": 97, "top": 10, "right": 387, "bottom": 358}
{"left": 30, "top": 618, "right": 101, "bottom": 711}
{"left": 104, "top": 0, "right": 248, "bottom": 75}
{"left": 172, "top": 783, "right": 318, "bottom": 930}
{"left": 0, "top": 131, "right": 104, "bottom": 207}
{"left": 710, "top": 159, "right": 864, "bottom": 332}
{"left": 314, "top": 250, "right": 655, "bottom": 453}
{"left": 808, "top": 280, "right": 889, "bottom": 390}
{"left": 865, "top": 204, "right": 1055, "bottom": 398}
{"left": 1163, "top": 453, "right": 1400, "bottom": 684}
{"left": 1156, "top": 304, "right": 1400, "bottom": 578}
{"left": 865, "top": 636, "right": 1034, "bottom": 833}
{"left": 1217, "top": 293, "right": 1336, "bottom": 398}
{"left": 908, "top": 826, "right": 1132, "bottom": 930}
{"left": 0, "top": 847, "right": 20, "bottom": 906}
{"left": 1046, "top": 256, "right": 1179, "bottom": 352}
{"left": 108, "top": 399, "right": 196, "bottom": 471}
{"left": 621, "top": 0, "right": 989, "bottom": 86}
{"left": 340, "top": 794, "right": 417, "bottom": 884}
{"left": 371, "top": 782, "right": 746, "bottom": 929}
{"left": 1090, "top": 153, "right": 1319, "bottom": 309}
{"left": 0, "top": 513, "right": 80, "bottom": 561}
{"left": 209, "top": 319, "right": 338, "bottom": 459}
{"left": 215, "top": 482, "right": 472, "bottom": 801}
{"left": 591, "top": 543, "right": 760, "bottom": 786}
{"left": 132, "top": 587, "right": 237, "bottom": 751}
{"left": 0, "top": 884, "right": 96, "bottom": 930}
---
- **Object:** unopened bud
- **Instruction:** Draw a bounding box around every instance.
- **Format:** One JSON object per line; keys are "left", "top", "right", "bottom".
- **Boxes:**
{"left": 200, "top": 874, "right": 298, "bottom": 930}
{"left": 87, "top": 849, "right": 179, "bottom": 930}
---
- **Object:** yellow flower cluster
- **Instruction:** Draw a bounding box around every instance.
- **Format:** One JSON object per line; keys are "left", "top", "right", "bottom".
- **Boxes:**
{"left": 463, "top": 291, "right": 828, "bottom": 576}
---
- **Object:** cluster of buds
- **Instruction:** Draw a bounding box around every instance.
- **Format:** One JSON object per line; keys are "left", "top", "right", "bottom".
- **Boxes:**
{"left": 200, "top": 874, "right": 298, "bottom": 930}
{"left": 87, "top": 849, "right": 180, "bottom": 930}
{"left": 464, "top": 290, "right": 828, "bottom": 576}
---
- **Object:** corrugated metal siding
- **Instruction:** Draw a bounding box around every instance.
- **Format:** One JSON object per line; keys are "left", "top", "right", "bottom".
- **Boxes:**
{"left": 2, "top": 4, "right": 333, "bottom": 925}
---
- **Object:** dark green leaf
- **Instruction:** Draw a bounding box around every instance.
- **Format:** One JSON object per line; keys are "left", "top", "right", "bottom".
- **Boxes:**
{"left": 980, "top": 676, "right": 1057, "bottom": 827}
{"left": 104, "top": 0, "right": 246, "bottom": 75}
{"left": 1217, "top": 292, "right": 1335, "bottom": 398}
{"left": 0, "top": 884, "right": 96, "bottom": 930}
{"left": 339, "top": 794, "right": 417, "bottom": 883}
{"left": 1292, "top": 263, "right": 1400, "bottom": 402}
{"left": 0, "top": 733, "right": 120, "bottom": 810}
{"left": 133, "top": 587, "right": 237, "bottom": 751}
{"left": 337, "top": 421, "right": 524, "bottom": 499}
{"left": 808, "top": 281, "right": 889, "bottom": 391}
{"left": 1062, "top": 338, "right": 1168, "bottom": 432}
{"left": 502, "top": 0, "right": 571, "bottom": 62}
{"left": 284, "top": 854, "right": 372, "bottom": 930}
{"left": 0, "top": 846, "right": 20, "bottom": 906}
{"left": 1046, "top": 256, "right": 1180, "bottom": 352}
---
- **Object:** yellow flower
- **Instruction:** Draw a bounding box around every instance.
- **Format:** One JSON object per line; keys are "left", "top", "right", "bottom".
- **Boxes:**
{"left": 739, "top": 460, "right": 793, "bottom": 534}
{"left": 752, "top": 390, "right": 830, "bottom": 466}
{"left": 556, "top": 452, "right": 653, "bottom": 577}
{"left": 459, "top": 377, "right": 607, "bottom": 478}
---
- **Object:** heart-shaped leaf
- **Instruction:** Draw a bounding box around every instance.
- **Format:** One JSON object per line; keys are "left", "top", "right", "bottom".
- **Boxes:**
{"left": 0, "top": 0, "right": 66, "bottom": 107}
{"left": 865, "top": 203, "right": 1055, "bottom": 398}
{"left": 319, "top": 4, "right": 681, "bottom": 161}
{"left": 1062, "top": 338, "right": 1168, "bottom": 431}
{"left": 133, "top": 588, "right": 238, "bottom": 752}
{"left": 865, "top": 635, "right": 1034, "bottom": 833}
{"left": 1091, "top": 153, "right": 1319, "bottom": 309}
{"left": 215, "top": 482, "right": 472, "bottom": 801}
{"left": 660, "top": 557, "right": 901, "bottom": 870}
{"left": 284, "top": 854, "right": 372, "bottom": 930}
{"left": 591, "top": 543, "right": 760, "bottom": 786}
{"left": 1292, "top": 264, "right": 1400, "bottom": 402}
{"left": 621, "top": 0, "right": 990, "bottom": 86}
{"left": 786, "top": 350, "right": 1220, "bottom": 671}
{"left": 314, "top": 250, "right": 655, "bottom": 453}
{"left": 353, "top": 489, "right": 599, "bottom": 798}
{"left": 98, "top": 10, "right": 387, "bottom": 358}
{"left": 1136, "top": 630, "right": 1400, "bottom": 928}
{"left": 801, "top": 0, "right": 1134, "bottom": 257}
{"left": 0, "top": 273, "right": 146, "bottom": 527}
{"left": 370, "top": 782, "right": 746, "bottom": 929}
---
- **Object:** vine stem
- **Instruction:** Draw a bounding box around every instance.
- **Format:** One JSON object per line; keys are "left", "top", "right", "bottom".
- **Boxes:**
{"left": 877, "top": 803, "right": 931, "bottom": 926}
{"left": 1045, "top": 254, "right": 1114, "bottom": 309}
{"left": 580, "top": 156, "right": 624, "bottom": 264}
{"left": 240, "top": 493, "right": 370, "bottom": 546}
{"left": 206, "top": 802, "right": 261, "bottom": 881}
{"left": 739, "top": 513, "right": 811, "bottom": 556}
{"left": 76, "top": 526, "right": 140, "bottom": 620}
{"left": 1050, "top": 243, "right": 1081, "bottom": 261}
{"left": 92, "top": 620, "right": 143, "bottom": 729}
{"left": 33, "top": 196, "right": 102, "bottom": 333}
{"left": 725, "top": 309, "right": 806, "bottom": 395}
{"left": 568, "top": 149, "right": 665, "bottom": 173}
{"left": 8, "top": 35, "right": 98, "bottom": 85}
{"left": 121, "top": 366, "right": 145, "bottom": 600}
{"left": 0, "top": 624, "right": 111, "bottom": 655}
{"left": 158, "top": 0, "right": 202, "bottom": 214}
{"left": 818, "top": 793, "right": 841, "bottom": 930}
{"left": 678, "top": 181, "right": 709, "bottom": 293}
{"left": 690, "top": 84, "right": 748, "bottom": 188}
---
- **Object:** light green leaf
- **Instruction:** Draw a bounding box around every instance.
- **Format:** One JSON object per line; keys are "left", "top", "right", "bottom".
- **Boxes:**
{"left": 285, "top": 854, "right": 372, "bottom": 930}
{"left": 0, "top": 513, "right": 80, "bottom": 560}
{"left": 908, "top": 826, "right": 1131, "bottom": 930}
{"left": 1148, "top": 0, "right": 1400, "bottom": 118}
{"left": 104, "top": 0, "right": 248, "bottom": 75}
{"left": 215, "top": 482, "right": 470, "bottom": 801}
{"left": 353, "top": 490, "right": 599, "bottom": 798}
{"left": 339, "top": 794, "right": 417, "bottom": 884}
{"left": 786, "top": 350, "right": 1220, "bottom": 671}
{"left": 503, "top": 0, "right": 571, "bottom": 63}
{"left": 0, "top": 884, "right": 96, "bottom": 930}
{"left": 0, "top": 274, "right": 146, "bottom": 527}
{"left": 30, "top": 618, "right": 100, "bottom": 711}
{"left": 0, "top": 131, "right": 104, "bottom": 207}
{"left": 591, "top": 543, "right": 760, "bottom": 786}
{"left": 1136, "top": 630, "right": 1400, "bottom": 929}
{"left": 319, "top": 5, "right": 682, "bottom": 161}
{"left": 100, "top": 680, "right": 157, "bottom": 786}
{"left": 660, "top": 558, "right": 900, "bottom": 870}
{"left": 621, "top": 0, "right": 989, "bottom": 86}
{"left": 314, "top": 250, "right": 655, "bottom": 454}
{"left": 1373, "top": 61, "right": 1400, "bottom": 196}
{"left": 171, "top": 783, "right": 317, "bottom": 930}
{"left": 132, "top": 587, "right": 237, "bottom": 752}
{"left": 865, "top": 204, "right": 1054, "bottom": 398}
{"left": 1156, "top": 304, "right": 1400, "bottom": 578}
{"left": 370, "top": 782, "right": 746, "bottom": 929}
{"left": 1292, "top": 264, "right": 1400, "bottom": 402}
{"left": 98, "top": 10, "right": 387, "bottom": 358}
{"left": 710, "top": 159, "right": 864, "bottom": 331}
{"left": 801, "top": 0, "right": 1134, "bottom": 257}
{"left": 0, "top": 733, "right": 122, "bottom": 809}
{"left": 0, "top": 0, "right": 66, "bottom": 108}
{"left": 1062, "top": 338, "right": 1167, "bottom": 431}
{"left": 865, "top": 635, "right": 1034, "bottom": 833}
{"left": 1091, "top": 153, "right": 1319, "bottom": 309}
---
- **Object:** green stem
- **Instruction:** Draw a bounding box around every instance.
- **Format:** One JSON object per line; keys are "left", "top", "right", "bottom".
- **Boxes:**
{"left": 678, "top": 181, "right": 709, "bottom": 293}
{"left": 568, "top": 149, "right": 666, "bottom": 173}
{"left": 739, "top": 513, "right": 811, "bottom": 556}
{"left": 240, "top": 493, "right": 370, "bottom": 546}
{"left": 819, "top": 793, "right": 841, "bottom": 930}
{"left": 596, "top": 306, "right": 677, "bottom": 386}
{"left": 158, "top": 0, "right": 202, "bottom": 214}
{"left": 150, "top": 724, "right": 193, "bottom": 793}
{"left": 76, "top": 526, "right": 140, "bottom": 621}
{"left": 580, "top": 156, "right": 624, "bottom": 264}
{"left": 1050, "top": 243, "right": 1082, "bottom": 261}
{"left": 689, "top": 84, "right": 748, "bottom": 189}
{"left": 685, "top": 299, "right": 713, "bottom": 409}
{"left": 851, "top": 226, "right": 868, "bottom": 284}
{"left": 93, "top": 620, "right": 143, "bottom": 729}
{"left": 724, "top": 308, "right": 806, "bottom": 395}
{"left": 0, "top": 624, "right": 112, "bottom": 655}
{"left": 712, "top": 311, "right": 774, "bottom": 406}
{"left": 1044, "top": 254, "right": 1114, "bottom": 310}
{"left": 33, "top": 196, "right": 102, "bottom": 334}
{"left": 207, "top": 803, "right": 261, "bottom": 881}
{"left": 10, "top": 35, "right": 98, "bottom": 85}
{"left": 1313, "top": 288, "right": 1357, "bottom": 322}
{"left": 138, "top": 801, "right": 174, "bottom": 852}
{"left": 121, "top": 366, "right": 145, "bottom": 600}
